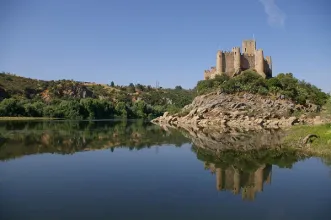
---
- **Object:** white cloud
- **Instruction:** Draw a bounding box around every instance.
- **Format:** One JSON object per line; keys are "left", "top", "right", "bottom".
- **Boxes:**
{"left": 259, "top": 0, "right": 286, "bottom": 27}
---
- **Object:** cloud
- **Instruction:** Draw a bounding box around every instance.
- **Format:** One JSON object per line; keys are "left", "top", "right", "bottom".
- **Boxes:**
{"left": 259, "top": 0, "right": 286, "bottom": 27}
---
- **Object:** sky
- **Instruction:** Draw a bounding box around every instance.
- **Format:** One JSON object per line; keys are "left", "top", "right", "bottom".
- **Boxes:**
{"left": 0, "top": 0, "right": 330, "bottom": 91}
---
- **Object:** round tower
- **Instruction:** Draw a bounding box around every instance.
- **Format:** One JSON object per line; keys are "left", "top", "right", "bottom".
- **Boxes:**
{"left": 233, "top": 47, "right": 241, "bottom": 75}
{"left": 255, "top": 49, "right": 265, "bottom": 78}
{"left": 265, "top": 56, "right": 272, "bottom": 77}
{"left": 216, "top": 50, "right": 223, "bottom": 75}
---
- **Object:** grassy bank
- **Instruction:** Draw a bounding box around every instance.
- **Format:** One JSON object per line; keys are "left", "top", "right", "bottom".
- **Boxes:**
{"left": 283, "top": 123, "right": 331, "bottom": 157}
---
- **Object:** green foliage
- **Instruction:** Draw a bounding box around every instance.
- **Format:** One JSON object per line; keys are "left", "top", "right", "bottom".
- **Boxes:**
{"left": 140, "top": 87, "right": 195, "bottom": 114}
{"left": 195, "top": 71, "right": 329, "bottom": 106}
{"left": 0, "top": 98, "right": 25, "bottom": 117}
{"left": 0, "top": 98, "right": 163, "bottom": 120}
{"left": 166, "top": 105, "right": 182, "bottom": 115}
{"left": 324, "top": 96, "right": 331, "bottom": 117}
{"left": 0, "top": 72, "right": 195, "bottom": 119}
{"left": 266, "top": 77, "right": 282, "bottom": 89}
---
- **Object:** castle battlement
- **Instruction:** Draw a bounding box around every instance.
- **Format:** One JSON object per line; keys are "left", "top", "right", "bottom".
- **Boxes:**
{"left": 203, "top": 39, "right": 272, "bottom": 80}
{"left": 243, "top": 53, "right": 255, "bottom": 57}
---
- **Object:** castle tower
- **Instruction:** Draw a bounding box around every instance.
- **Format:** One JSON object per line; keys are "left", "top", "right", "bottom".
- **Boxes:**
{"left": 254, "top": 166, "right": 265, "bottom": 192}
{"left": 216, "top": 50, "right": 223, "bottom": 75}
{"left": 233, "top": 47, "right": 241, "bottom": 75}
{"left": 255, "top": 49, "right": 265, "bottom": 78}
{"left": 233, "top": 169, "right": 241, "bottom": 195}
{"left": 242, "top": 40, "right": 256, "bottom": 55}
{"left": 216, "top": 168, "right": 223, "bottom": 191}
{"left": 265, "top": 56, "right": 272, "bottom": 77}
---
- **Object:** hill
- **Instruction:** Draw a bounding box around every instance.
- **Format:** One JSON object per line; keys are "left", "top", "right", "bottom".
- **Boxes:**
{"left": 0, "top": 72, "right": 195, "bottom": 119}
{"left": 152, "top": 70, "right": 330, "bottom": 130}
{"left": 1, "top": 70, "right": 329, "bottom": 121}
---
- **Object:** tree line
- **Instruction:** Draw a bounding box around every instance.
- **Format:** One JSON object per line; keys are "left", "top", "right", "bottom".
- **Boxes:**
{"left": 0, "top": 98, "right": 166, "bottom": 119}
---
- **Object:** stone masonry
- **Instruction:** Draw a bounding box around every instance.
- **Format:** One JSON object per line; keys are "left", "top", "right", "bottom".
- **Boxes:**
{"left": 204, "top": 40, "right": 272, "bottom": 79}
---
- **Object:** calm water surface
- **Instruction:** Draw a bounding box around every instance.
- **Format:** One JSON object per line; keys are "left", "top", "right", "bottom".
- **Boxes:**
{"left": 0, "top": 120, "right": 331, "bottom": 220}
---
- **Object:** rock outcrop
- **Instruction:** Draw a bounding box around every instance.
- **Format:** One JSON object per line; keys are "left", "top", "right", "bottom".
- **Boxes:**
{"left": 152, "top": 92, "right": 324, "bottom": 130}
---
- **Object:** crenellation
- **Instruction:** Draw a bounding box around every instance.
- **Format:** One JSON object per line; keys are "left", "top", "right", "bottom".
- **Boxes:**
{"left": 242, "top": 53, "right": 254, "bottom": 57}
{"left": 204, "top": 39, "right": 272, "bottom": 80}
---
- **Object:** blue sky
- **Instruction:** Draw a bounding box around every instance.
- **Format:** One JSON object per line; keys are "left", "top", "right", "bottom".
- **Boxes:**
{"left": 0, "top": 0, "right": 330, "bottom": 91}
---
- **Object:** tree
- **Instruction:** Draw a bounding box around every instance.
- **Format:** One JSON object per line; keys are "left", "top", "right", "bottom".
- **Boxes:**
{"left": 135, "top": 84, "right": 144, "bottom": 91}
{"left": 115, "top": 102, "right": 127, "bottom": 118}
{"left": 110, "top": 81, "right": 115, "bottom": 87}
{"left": 128, "top": 83, "right": 135, "bottom": 93}
{"left": 0, "top": 98, "right": 25, "bottom": 116}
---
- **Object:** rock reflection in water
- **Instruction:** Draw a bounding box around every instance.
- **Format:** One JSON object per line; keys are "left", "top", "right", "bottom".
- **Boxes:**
{"left": 161, "top": 122, "right": 287, "bottom": 152}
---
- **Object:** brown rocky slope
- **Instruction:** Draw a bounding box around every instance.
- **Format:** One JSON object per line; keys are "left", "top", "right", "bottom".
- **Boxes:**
{"left": 151, "top": 92, "right": 329, "bottom": 130}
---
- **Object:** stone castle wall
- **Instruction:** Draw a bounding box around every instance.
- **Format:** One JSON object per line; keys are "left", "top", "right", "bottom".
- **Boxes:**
{"left": 241, "top": 54, "right": 255, "bottom": 70}
{"left": 224, "top": 52, "right": 234, "bottom": 74}
{"left": 204, "top": 67, "right": 216, "bottom": 79}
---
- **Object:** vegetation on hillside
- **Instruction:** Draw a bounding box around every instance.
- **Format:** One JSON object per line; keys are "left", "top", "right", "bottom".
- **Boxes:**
{"left": 0, "top": 72, "right": 195, "bottom": 119}
{"left": 1, "top": 71, "right": 329, "bottom": 119}
{"left": 196, "top": 70, "right": 329, "bottom": 106}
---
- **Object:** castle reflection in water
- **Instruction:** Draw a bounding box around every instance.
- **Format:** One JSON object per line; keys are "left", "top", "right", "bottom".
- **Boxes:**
{"left": 204, "top": 163, "right": 272, "bottom": 201}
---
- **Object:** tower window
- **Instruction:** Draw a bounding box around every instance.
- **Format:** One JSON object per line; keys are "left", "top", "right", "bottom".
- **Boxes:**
{"left": 245, "top": 48, "right": 247, "bottom": 52}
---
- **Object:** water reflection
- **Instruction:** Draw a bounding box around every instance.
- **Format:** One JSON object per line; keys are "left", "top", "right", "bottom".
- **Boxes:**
{"left": 205, "top": 163, "right": 272, "bottom": 201}
{"left": 0, "top": 120, "right": 190, "bottom": 160}
{"left": 0, "top": 120, "right": 329, "bottom": 204}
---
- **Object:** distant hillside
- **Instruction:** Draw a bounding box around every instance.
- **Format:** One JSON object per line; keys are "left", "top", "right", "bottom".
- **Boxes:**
{"left": 0, "top": 72, "right": 192, "bottom": 102}
{"left": 0, "top": 72, "right": 195, "bottom": 119}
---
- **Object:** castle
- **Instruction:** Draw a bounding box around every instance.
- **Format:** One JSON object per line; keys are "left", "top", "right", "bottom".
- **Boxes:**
{"left": 204, "top": 39, "right": 272, "bottom": 80}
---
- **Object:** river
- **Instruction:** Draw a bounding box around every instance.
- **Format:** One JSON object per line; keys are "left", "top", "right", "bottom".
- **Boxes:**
{"left": 0, "top": 120, "right": 330, "bottom": 220}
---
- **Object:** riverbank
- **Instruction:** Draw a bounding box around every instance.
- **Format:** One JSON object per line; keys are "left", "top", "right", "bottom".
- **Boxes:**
{"left": 282, "top": 123, "right": 331, "bottom": 157}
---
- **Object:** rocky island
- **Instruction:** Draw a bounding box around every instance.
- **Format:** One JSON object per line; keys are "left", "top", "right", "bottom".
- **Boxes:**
{"left": 152, "top": 39, "right": 330, "bottom": 131}
{"left": 151, "top": 91, "right": 328, "bottom": 130}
